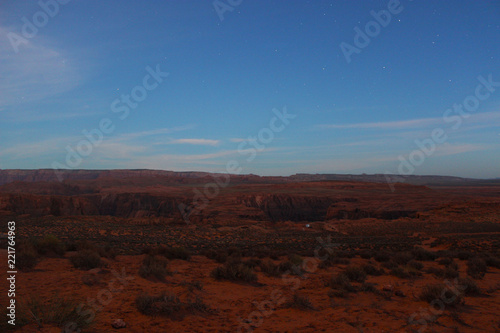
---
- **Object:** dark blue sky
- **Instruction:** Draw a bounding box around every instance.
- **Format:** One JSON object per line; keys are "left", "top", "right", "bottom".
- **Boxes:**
{"left": 1, "top": 0, "right": 499, "bottom": 177}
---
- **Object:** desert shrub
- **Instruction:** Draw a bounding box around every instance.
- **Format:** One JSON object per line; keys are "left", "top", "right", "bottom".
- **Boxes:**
{"left": 444, "top": 267, "right": 459, "bottom": 279}
{"left": 81, "top": 273, "right": 101, "bottom": 286}
{"left": 139, "top": 255, "right": 170, "bottom": 281}
{"left": 205, "top": 249, "right": 229, "bottom": 263}
{"left": 284, "top": 293, "right": 314, "bottom": 310}
{"left": 412, "top": 247, "right": 437, "bottom": 261}
{"left": 457, "top": 277, "right": 481, "bottom": 296}
{"left": 278, "top": 260, "right": 301, "bottom": 276}
{"left": 426, "top": 267, "right": 445, "bottom": 277}
{"left": 242, "top": 258, "right": 262, "bottom": 269}
{"left": 136, "top": 292, "right": 182, "bottom": 317}
{"left": 374, "top": 251, "right": 391, "bottom": 262}
{"left": 393, "top": 252, "right": 414, "bottom": 265}
{"left": 319, "top": 256, "right": 350, "bottom": 269}
{"left": 427, "top": 266, "right": 458, "bottom": 279}
{"left": 211, "top": 261, "right": 257, "bottom": 283}
{"left": 97, "top": 244, "right": 117, "bottom": 260}
{"left": 73, "top": 240, "right": 116, "bottom": 259}
{"left": 69, "top": 250, "right": 101, "bottom": 270}
{"left": 466, "top": 257, "right": 487, "bottom": 279}
{"left": 360, "top": 282, "right": 378, "bottom": 293}
{"left": 181, "top": 280, "right": 204, "bottom": 292}
{"left": 259, "top": 259, "right": 281, "bottom": 277}
{"left": 362, "top": 264, "right": 384, "bottom": 276}
{"left": 407, "top": 260, "right": 424, "bottom": 271}
{"left": 16, "top": 241, "right": 39, "bottom": 271}
{"left": 287, "top": 253, "right": 303, "bottom": 266}
{"left": 344, "top": 266, "right": 367, "bottom": 283}
{"left": 419, "top": 284, "right": 462, "bottom": 307}
{"left": 484, "top": 255, "right": 500, "bottom": 269}
{"left": 438, "top": 257, "right": 453, "bottom": 266}
{"left": 448, "top": 260, "right": 459, "bottom": 271}
{"left": 35, "top": 234, "right": 65, "bottom": 256}
{"left": 456, "top": 251, "right": 473, "bottom": 260}
{"left": 186, "top": 296, "right": 210, "bottom": 313}
{"left": 328, "top": 289, "right": 347, "bottom": 298}
{"left": 382, "top": 261, "right": 398, "bottom": 270}
{"left": 391, "top": 265, "right": 422, "bottom": 279}
{"left": 358, "top": 250, "right": 373, "bottom": 259}
{"left": 158, "top": 246, "right": 191, "bottom": 260}
{"left": 17, "top": 294, "right": 90, "bottom": 330}
{"left": 327, "top": 273, "right": 356, "bottom": 292}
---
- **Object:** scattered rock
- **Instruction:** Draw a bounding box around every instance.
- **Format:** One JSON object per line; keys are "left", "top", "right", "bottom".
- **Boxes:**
{"left": 112, "top": 319, "right": 126, "bottom": 329}
{"left": 382, "top": 284, "right": 394, "bottom": 292}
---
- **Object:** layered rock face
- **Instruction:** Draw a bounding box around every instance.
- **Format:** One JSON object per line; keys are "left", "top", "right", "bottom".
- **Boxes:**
{"left": 237, "top": 194, "right": 333, "bottom": 221}
{"left": 0, "top": 193, "right": 184, "bottom": 218}
{"left": 325, "top": 207, "right": 417, "bottom": 220}
{"left": 1, "top": 170, "right": 481, "bottom": 224}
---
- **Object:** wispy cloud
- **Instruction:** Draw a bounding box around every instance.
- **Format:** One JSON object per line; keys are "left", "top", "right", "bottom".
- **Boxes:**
{"left": 170, "top": 138, "right": 220, "bottom": 146}
{"left": 318, "top": 111, "right": 500, "bottom": 130}
{"left": 319, "top": 117, "right": 442, "bottom": 130}
{"left": 229, "top": 138, "right": 246, "bottom": 143}
{"left": 0, "top": 25, "right": 84, "bottom": 109}
{"left": 116, "top": 125, "right": 196, "bottom": 141}
{"left": 434, "top": 143, "right": 487, "bottom": 157}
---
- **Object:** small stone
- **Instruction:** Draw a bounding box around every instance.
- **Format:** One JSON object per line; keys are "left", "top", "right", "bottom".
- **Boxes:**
{"left": 382, "top": 284, "right": 393, "bottom": 292}
{"left": 112, "top": 319, "right": 126, "bottom": 329}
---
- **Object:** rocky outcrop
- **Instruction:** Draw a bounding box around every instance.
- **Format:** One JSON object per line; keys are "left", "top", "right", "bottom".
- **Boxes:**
{"left": 0, "top": 169, "right": 216, "bottom": 185}
{"left": 237, "top": 194, "right": 333, "bottom": 222}
{"left": 326, "top": 207, "right": 417, "bottom": 220}
{"left": 0, "top": 193, "right": 185, "bottom": 218}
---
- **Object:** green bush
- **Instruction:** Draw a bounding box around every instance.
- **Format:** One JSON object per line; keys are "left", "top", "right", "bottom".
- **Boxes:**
{"left": 344, "top": 266, "right": 367, "bottom": 283}
{"left": 438, "top": 257, "right": 452, "bottom": 266}
{"left": 407, "top": 260, "right": 424, "bottom": 271}
{"left": 259, "top": 259, "right": 281, "bottom": 277}
{"left": 457, "top": 251, "right": 473, "bottom": 260}
{"left": 205, "top": 249, "right": 229, "bottom": 263}
{"left": 136, "top": 292, "right": 182, "bottom": 317}
{"left": 211, "top": 261, "right": 257, "bottom": 283}
{"left": 136, "top": 292, "right": 209, "bottom": 318}
{"left": 287, "top": 254, "right": 303, "bottom": 266}
{"left": 457, "top": 277, "right": 481, "bottom": 296}
{"left": 391, "top": 265, "right": 422, "bottom": 279}
{"left": 466, "top": 257, "right": 487, "bottom": 279}
{"left": 35, "top": 234, "right": 65, "bottom": 256}
{"left": 419, "top": 284, "right": 462, "bottom": 307}
{"left": 484, "top": 255, "right": 500, "bottom": 269}
{"left": 155, "top": 246, "right": 191, "bottom": 260}
{"left": 139, "top": 255, "right": 170, "bottom": 281}
{"left": 69, "top": 250, "right": 102, "bottom": 270}
{"left": 412, "top": 247, "right": 437, "bottom": 261}
{"left": 284, "top": 293, "right": 314, "bottom": 310}
{"left": 16, "top": 241, "right": 39, "bottom": 271}
{"left": 358, "top": 250, "right": 374, "bottom": 259}
{"left": 327, "top": 273, "right": 355, "bottom": 292}
{"left": 361, "top": 264, "right": 384, "bottom": 276}
{"left": 393, "top": 252, "right": 414, "bottom": 265}
{"left": 17, "top": 294, "right": 90, "bottom": 330}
